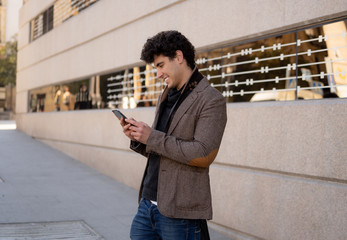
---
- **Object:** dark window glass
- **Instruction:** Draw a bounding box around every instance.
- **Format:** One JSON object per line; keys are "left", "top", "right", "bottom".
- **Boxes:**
{"left": 43, "top": 6, "right": 54, "bottom": 34}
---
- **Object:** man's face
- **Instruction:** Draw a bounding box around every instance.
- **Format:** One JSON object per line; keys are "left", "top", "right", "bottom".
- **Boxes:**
{"left": 153, "top": 54, "right": 184, "bottom": 90}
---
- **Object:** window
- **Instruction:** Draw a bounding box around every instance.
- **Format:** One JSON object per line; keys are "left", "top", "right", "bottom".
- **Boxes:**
{"left": 196, "top": 19, "right": 347, "bottom": 102}
{"left": 29, "top": 0, "right": 99, "bottom": 42}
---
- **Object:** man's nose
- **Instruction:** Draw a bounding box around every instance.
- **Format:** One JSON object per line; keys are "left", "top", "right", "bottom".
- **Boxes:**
{"left": 156, "top": 70, "right": 162, "bottom": 79}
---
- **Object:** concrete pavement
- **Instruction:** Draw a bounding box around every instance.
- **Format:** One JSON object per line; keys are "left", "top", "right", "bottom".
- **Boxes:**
{"left": 0, "top": 121, "right": 232, "bottom": 240}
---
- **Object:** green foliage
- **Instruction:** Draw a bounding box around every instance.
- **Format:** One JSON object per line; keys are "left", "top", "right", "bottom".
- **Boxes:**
{"left": 0, "top": 39, "right": 17, "bottom": 86}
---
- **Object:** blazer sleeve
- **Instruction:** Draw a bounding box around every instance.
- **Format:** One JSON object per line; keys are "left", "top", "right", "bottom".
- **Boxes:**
{"left": 145, "top": 91, "right": 227, "bottom": 168}
{"left": 130, "top": 140, "right": 149, "bottom": 158}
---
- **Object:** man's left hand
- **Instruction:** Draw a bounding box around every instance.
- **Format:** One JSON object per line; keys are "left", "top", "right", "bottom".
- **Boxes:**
{"left": 125, "top": 119, "right": 152, "bottom": 144}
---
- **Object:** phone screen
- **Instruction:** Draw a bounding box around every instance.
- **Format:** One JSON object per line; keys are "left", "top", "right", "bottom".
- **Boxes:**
{"left": 112, "top": 109, "right": 127, "bottom": 120}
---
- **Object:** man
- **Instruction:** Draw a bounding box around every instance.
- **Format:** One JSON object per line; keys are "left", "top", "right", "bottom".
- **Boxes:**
{"left": 121, "top": 30, "right": 227, "bottom": 240}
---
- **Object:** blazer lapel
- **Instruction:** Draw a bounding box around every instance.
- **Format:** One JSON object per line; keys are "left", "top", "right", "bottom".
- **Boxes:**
{"left": 154, "top": 76, "right": 209, "bottom": 134}
{"left": 167, "top": 90, "right": 198, "bottom": 135}
{"left": 167, "top": 77, "right": 209, "bottom": 134}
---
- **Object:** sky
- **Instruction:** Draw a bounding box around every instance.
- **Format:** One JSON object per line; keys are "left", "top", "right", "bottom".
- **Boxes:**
{"left": 6, "top": 0, "right": 22, "bottom": 41}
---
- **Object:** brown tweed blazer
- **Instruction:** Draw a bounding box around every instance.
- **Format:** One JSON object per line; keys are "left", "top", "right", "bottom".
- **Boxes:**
{"left": 131, "top": 76, "right": 227, "bottom": 220}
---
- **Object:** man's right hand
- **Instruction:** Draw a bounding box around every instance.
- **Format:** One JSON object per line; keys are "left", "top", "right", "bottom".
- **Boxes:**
{"left": 120, "top": 117, "right": 137, "bottom": 141}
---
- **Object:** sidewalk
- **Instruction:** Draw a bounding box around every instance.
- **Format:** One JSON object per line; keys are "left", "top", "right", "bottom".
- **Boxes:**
{"left": 0, "top": 121, "right": 232, "bottom": 240}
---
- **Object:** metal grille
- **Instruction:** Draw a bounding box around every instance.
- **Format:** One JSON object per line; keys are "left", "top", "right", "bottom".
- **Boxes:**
{"left": 195, "top": 21, "right": 347, "bottom": 102}
{"left": 0, "top": 221, "right": 104, "bottom": 240}
{"left": 107, "top": 66, "right": 163, "bottom": 108}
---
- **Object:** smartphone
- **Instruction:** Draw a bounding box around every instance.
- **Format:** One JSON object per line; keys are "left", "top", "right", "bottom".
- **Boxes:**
{"left": 112, "top": 109, "right": 127, "bottom": 120}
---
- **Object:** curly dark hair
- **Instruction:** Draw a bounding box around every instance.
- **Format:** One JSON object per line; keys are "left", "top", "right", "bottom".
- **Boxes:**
{"left": 140, "top": 30, "right": 196, "bottom": 70}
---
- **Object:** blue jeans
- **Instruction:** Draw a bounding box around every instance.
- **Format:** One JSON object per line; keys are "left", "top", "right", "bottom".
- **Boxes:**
{"left": 130, "top": 199, "right": 201, "bottom": 240}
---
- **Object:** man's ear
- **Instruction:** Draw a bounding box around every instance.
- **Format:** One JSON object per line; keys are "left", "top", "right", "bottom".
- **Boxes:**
{"left": 175, "top": 50, "right": 184, "bottom": 64}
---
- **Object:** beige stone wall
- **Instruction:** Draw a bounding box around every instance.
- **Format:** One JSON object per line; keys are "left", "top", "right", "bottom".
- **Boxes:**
{"left": 16, "top": 99, "right": 347, "bottom": 239}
